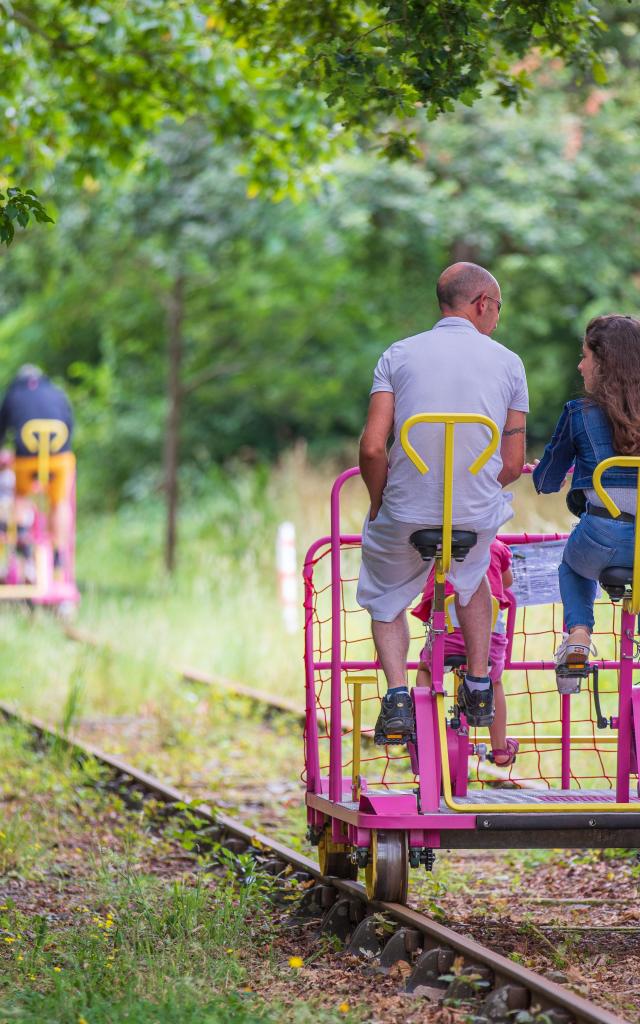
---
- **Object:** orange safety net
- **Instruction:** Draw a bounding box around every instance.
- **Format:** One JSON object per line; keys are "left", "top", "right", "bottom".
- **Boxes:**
{"left": 304, "top": 538, "right": 635, "bottom": 792}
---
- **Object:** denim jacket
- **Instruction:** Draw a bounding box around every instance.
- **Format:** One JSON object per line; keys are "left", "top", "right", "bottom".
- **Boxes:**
{"left": 532, "top": 398, "right": 638, "bottom": 516}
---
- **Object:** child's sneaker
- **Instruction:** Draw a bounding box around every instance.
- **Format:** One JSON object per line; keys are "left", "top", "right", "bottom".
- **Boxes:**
{"left": 554, "top": 633, "right": 597, "bottom": 694}
{"left": 374, "top": 689, "right": 415, "bottom": 746}
{"left": 457, "top": 676, "right": 495, "bottom": 727}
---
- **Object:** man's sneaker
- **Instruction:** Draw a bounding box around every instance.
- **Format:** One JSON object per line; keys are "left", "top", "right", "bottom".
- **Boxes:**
{"left": 554, "top": 633, "right": 597, "bottom": 694}
{"left": 374, "top": 689, "right": 415, "bottom": 746}
{"left": 457, "top": 677, "right": 495, "bottom": 728}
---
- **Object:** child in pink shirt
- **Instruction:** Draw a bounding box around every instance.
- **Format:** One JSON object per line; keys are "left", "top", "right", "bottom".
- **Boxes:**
{"left": 411, "top": 538, "right": 518, "bottom": 767}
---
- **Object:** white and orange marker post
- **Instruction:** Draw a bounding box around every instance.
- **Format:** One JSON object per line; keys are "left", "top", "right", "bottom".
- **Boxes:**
{"left": 276, "top": 521, "right": 298, "bottom": 633}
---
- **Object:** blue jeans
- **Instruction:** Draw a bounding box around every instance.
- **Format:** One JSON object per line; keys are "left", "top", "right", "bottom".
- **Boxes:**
{"left": 559, "top": 513, "right": 635, "bottom": 631}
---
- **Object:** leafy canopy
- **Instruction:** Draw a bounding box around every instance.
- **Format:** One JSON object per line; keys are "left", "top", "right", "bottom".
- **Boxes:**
{"left": 219, "top": 1, "right": 609, "bottom": 149}
{"left": 1, "top": 0, "right": 610, "bottom": 242}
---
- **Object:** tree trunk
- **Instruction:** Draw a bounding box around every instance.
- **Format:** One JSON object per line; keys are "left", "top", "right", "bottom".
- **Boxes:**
{"left": 163, "top": 274, "right": 184, "bottom": 573}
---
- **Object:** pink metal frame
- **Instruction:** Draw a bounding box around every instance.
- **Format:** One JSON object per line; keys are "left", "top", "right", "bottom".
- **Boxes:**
{"left": 303, "top": 467, "right": 640, "bottom": 845}
{"left": 0, "top": 466, "right": 80, "bottom": 607}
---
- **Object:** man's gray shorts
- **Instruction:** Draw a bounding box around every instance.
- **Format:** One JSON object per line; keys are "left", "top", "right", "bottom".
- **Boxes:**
{"left": 356, "top": 505, "right": 496, "bottom": 622}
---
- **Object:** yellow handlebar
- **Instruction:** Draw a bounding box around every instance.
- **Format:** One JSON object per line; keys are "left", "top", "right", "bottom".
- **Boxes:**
{"left": 400, "top": 413, "right": 500, "bottom": 575}
{"left": 20, "top": 419, "right": 69, "bottom": 490}
{"left": 592, "top": 455, "right": 640, "bottom": 613}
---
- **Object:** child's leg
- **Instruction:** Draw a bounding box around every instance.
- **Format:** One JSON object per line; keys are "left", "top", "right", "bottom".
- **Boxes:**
{"left": 416, "top": 663, "right": 431, "bottom": 687}
{"left": 486, "top": 634, "right": 517, "bottom": 765}
{"left": 489, "top": 678, "right": 507, "bottom": 756}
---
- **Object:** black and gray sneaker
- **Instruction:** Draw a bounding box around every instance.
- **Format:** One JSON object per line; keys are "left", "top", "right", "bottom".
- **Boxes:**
{"left": 374, "top": 689, "right": 415, "bottom": 746}
{"left": 457, "top": 677, "right": 495, "bottom": 728}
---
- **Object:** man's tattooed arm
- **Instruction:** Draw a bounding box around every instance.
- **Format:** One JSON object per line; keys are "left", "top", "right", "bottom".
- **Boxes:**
{"left": 503, "top": 426, "right": 526, "bottom": 436}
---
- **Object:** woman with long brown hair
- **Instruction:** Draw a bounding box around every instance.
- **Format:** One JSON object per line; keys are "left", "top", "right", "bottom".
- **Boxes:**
{"left": 533, "top": 314, "right": 640, "bottom": 691}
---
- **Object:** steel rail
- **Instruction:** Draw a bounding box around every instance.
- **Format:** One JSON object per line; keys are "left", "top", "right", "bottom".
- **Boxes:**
{"left": 1, "top": 700, "right": 630, "bottom": 1024}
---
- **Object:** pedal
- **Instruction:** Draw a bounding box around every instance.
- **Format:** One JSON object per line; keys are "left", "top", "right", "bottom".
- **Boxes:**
{"left": 555, "top": 662, "right": 588, "bottom": 695}
{"left": 375, "top": 729, "right": 416, "bottom": 747}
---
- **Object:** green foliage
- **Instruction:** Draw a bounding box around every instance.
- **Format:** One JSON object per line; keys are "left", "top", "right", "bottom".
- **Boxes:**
{"left": 3, "top": 26, "right": 640, "bottom": 498}
{"left": 0, "top": 0, "right": 334, "bottom": 199}
{"left": 0, "top": 0, "right": 616, "bottom": 236}
{"left": 0, "top": 187, "right": 53, "bottom": 245}
{"left": 219, "top": 0, "right": 608, "bottom": 147}
{"left": 1, "top": 16, "right": 639, "bottom": 502}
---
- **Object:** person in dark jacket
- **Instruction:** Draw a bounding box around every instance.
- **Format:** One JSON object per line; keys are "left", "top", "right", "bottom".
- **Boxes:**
{"left": 0, "top": 365, "right": 74, "bottom": 571}
{"left": 533, "top": 315, "right": 640, "bottom": 687}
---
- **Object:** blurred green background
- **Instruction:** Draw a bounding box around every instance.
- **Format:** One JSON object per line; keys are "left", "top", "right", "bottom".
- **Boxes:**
{"left": 1, "top": 6, "right": 638, "bottom": 535}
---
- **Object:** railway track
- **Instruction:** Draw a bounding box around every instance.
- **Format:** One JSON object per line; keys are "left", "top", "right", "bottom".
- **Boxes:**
{"left": 63, "top": 625, "right": 524, "bottom": 788}
{"left": 1, "top": 700, "right": 630, "bottom": 1024}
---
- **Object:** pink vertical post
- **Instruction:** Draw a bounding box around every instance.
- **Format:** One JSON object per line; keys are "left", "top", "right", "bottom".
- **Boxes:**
{"left": 303, "top": 537, "right": 331, "bottom": 795}
{"left": 630, "top": 686, "right": 640, "bottom": 780}
{"left": 616, "top": 607, "right": 635, "bottom": 802}
{"left": 67, "top": 467, "right": 77, "bottom": 585}
{"left": 329, "top": 467, "right": 361, "bottom": 803}
{"left": 504, "top": 591, "right": 517, "bottom": 668}
{"left": 561, "top": 694, "right": 571, "bottom": 789}
{"left": 417, "top": 607, "right": 446, "bottom": 813}
{"left": 414, "top": 687, "right": 441, "bottom": 812}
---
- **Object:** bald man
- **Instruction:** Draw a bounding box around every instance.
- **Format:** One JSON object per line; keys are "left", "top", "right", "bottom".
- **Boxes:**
{"left": 357, "top": 262, "right": 528, "bottom": 744}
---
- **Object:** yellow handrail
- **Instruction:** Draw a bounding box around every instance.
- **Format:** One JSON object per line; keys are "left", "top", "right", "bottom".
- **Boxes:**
{"left": 436, "top": 693, "right": 635, "bottom": 812}
{"left": 345, "top": 675, "right": 378, "bottom": 800}
{"left": 20, "top": 419, "right": 69, "bottom": 491}
{"left": 399, "top": 413, "right": 499, "bottom": 576}
{"left": 592, "top": 455, "right": 640, "bottom": 613}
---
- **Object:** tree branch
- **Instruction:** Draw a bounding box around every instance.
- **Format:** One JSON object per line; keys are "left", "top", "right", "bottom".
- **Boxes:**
{"left": 180, "top": 362, "right": 243, "bottom": 397}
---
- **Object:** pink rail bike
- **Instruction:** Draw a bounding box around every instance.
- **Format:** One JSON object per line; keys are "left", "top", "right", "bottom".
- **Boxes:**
{"left": 0, "top": 418, "right": 80, "bottom": 614}
{"left": 303, "top": 415, "right": 640, "bottom": 902}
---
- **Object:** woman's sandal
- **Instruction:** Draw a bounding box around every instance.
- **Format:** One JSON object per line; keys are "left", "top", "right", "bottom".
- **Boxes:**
{"left": 490, "top": 737, "right": 519, "bottom": 767}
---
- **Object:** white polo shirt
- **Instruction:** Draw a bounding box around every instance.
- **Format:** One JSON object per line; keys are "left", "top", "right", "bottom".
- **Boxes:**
{"left": 372, "top": 317, "right": 529, "bottom": 528}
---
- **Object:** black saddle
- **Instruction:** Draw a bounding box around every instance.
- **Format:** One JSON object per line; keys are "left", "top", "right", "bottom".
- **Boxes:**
{"left": 444, "top": 654, "right": 467, "bottom": 671}
{"left": 599, "top": 565, "right": 634, "bottom": 601}
{"left": 443, "top": 654, "right": 492, "bottom": 672}
{"left": 410, "top": 528, "right": 477, "bottom": 563}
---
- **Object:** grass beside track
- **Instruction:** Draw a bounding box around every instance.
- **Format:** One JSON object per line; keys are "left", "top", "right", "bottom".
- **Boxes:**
{"left": 0, "top": 720, "right": 360, "bottom": 1024}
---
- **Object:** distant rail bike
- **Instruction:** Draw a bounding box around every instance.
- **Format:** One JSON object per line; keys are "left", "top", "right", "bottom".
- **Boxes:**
{"left": 303, "top": 415, "right": 640, "bottom": 902}
{"left": 0, "top": 418, "right": 79, "bottom": 612}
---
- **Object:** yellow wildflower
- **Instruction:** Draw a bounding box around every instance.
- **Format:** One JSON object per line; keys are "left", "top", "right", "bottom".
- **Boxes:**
{"left": 79, "top": 1017, "right": 89, "bottom": 1024}
{"left": 53, "top": 966, "right": 62, "bottom": 973}
{"left": 17, "top": 955, "right": 23, "bottom": 961}
{"left": 339, "top": 1004, "right": 350, "bottom": 1014}
{"left": 4, "top": 937, "right": 15, "bottom": 943}
{"left": 288, "top": 956, "right": 304, "bottom": 969}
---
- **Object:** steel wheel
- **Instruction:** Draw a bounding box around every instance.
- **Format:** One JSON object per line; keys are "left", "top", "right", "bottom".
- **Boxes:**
{"left": 365, "top": 830, "right": 409, "bottom": 902}
{"left": 318, "top": 830, "right": 358, "bottom": 880}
